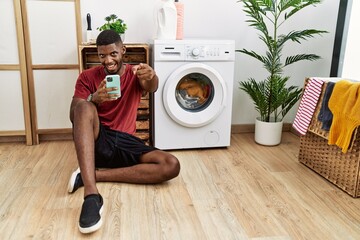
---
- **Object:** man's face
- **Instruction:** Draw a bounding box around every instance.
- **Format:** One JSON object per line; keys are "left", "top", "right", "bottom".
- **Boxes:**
{"left": 97, "top": 42, "right": 126, "bottom": 75}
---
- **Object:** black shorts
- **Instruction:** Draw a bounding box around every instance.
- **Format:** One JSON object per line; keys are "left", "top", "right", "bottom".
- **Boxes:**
{"left": 94, "top": 124, "right": 157, "bottom": 168}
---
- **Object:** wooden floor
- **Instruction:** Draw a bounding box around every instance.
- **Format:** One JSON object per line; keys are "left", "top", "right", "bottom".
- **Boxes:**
{"left": 0, "top": 133, "right": 360, "bottom": 239}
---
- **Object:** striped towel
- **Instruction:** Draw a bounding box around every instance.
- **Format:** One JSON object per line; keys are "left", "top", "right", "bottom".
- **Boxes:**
{"left": 292, "top": 78, "right": 324, "bottom": 135}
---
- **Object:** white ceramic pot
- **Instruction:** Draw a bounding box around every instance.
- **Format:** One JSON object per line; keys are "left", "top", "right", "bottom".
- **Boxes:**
{"left": 254, "top": 117, "right": 283, "bottom": 146}
{"left": 120, "top": 33, "right": 125, "bottom": 42}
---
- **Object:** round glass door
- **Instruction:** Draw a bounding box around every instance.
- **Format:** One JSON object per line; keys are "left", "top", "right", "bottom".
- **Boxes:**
{"left": 175, "top": 73, "right": 214, "bottom": 112}
{"left": 163, "top": 63, "right": 226, "bottom": 127}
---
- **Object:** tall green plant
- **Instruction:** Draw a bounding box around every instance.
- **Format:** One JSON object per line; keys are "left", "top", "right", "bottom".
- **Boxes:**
{"left": 237, "top": 0, "right": 327, "bottom": 122}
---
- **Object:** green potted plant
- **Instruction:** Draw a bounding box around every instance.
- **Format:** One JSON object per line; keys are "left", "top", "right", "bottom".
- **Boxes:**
{"left": 237, "top": 0, "right": 327, "bottom": 145}
{"left": 97, "top": 14, "right": 127, "bottom": 41}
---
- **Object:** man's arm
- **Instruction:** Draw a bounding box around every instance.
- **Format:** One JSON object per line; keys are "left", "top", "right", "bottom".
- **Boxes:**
{"left": 133, "top": 63, "right": 158, "bottom": 93}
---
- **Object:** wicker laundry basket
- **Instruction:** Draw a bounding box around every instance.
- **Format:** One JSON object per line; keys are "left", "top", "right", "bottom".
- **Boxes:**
{"left": 298, "top": 79, "right": 360, "bottom": 197}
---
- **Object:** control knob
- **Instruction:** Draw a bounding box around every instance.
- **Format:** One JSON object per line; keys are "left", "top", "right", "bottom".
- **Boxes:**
{"left": 191, "top": 48, "right": 200, "bottom": 57}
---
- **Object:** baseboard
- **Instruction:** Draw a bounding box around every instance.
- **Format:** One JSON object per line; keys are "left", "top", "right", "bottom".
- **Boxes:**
{"left": 0, "top": 135, "right": 27, "bottom": 143}
{"left": 0, "top": 124, "right": 300, "bottom": 144}
{"left": 231, "top": 123, "right": 294, "bottom": 134}
{"left": 39, "top": 133, "right": 73, "bottom": 141}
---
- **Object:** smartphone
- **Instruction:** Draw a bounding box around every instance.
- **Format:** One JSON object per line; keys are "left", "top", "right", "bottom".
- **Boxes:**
{"left": 106, "top": 74, "right": 121, "bottom": 97}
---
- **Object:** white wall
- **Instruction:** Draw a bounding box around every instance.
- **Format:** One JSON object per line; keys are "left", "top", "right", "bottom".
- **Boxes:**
{"left": 81, "top": 0, "right": 340, "bottom": 124}
{"left": 340, "top": 0, "right": 360, "bottom": 80}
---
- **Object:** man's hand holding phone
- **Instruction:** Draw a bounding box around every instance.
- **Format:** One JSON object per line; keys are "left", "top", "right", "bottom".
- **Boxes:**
{"left": 105, "top": 74, "right": 121, "bottom": 99}
{"left": 90, "top": 75, "right": 121, "bottom": 105}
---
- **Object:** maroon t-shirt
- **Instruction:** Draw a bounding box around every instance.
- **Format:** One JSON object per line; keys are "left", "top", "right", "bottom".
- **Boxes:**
{"left": 73, "top": 64, "right": 142, "bottom": 134}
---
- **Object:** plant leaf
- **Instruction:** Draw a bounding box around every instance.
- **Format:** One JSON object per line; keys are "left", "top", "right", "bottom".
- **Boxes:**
{"left": 278, "top": 29, "right": 328, "bottom": 47}
{"left": 285, "top": 54, "right": 321, "bottom": 66}
{"left": 236, "top": 49, "right": 267, "bottom": 64}
{"left": 285, "top": 0, "right": 322, "bottom": 19}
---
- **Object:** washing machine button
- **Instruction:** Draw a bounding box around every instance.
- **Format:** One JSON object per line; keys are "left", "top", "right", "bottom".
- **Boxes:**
{"left": 192, "top": 48, "right": 200, "bottom": 56}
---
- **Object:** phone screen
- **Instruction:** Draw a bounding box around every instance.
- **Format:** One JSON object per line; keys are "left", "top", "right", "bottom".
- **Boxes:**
{"left": 106, "top": 75, "right": 121, "bottom": 96}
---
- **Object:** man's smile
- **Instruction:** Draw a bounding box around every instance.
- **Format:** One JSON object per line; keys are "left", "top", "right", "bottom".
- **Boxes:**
{"left": 106, "top": 62, "right": 118, "bottom": 72}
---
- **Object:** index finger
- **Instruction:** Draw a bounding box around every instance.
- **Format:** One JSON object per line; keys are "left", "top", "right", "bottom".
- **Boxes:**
{"left": 132, "top": 65, "right": 140, "bottom": 75}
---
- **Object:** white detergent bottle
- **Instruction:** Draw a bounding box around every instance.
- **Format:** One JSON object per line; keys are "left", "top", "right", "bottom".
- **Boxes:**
{"left": 155, "top": 0, "right": 177, "bottom": 40}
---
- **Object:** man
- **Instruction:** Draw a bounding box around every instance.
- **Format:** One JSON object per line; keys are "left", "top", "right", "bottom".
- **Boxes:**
{"left": 68, "top": 29, "right": 180, "bottom": 234}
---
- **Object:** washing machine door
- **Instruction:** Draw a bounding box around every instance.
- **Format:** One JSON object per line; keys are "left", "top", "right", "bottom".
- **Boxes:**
{"left": 163, "top": 63, "right": 227, "bottom": 127}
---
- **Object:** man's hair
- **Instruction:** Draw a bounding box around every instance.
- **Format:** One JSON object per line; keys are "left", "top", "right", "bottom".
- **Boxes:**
{"left": 96, "top": 29, "right": 122, "bottom": 46}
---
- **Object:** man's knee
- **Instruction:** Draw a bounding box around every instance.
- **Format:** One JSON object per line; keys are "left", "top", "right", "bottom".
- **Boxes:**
{"left": 73, "top": 101, "right": 97, "bottom": 120}
{"left": 163, "top": 155, "right": 180, "bottom": 181}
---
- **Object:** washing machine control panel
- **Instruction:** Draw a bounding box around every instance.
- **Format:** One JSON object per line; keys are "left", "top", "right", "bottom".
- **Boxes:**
{"left": 185, "top": 44, "right": 234, "bottom": 61}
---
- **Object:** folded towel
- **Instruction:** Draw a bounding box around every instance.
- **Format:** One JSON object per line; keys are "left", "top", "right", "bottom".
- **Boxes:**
{"left": 292, "top": 78, "right": 324, "bottom": 135}
{"left": 328, "top": 80, "right": 360, "bottom": 153}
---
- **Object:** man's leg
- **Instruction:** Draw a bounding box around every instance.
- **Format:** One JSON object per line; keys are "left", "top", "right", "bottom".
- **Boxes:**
{"left": 72, "top": 101, "right": 100, "bottom": 197}
{"left": 72, "top": 101, "right": 103, "bottom": 234}
{"left": 94, "top": 150, "right": 180, "bottom": 183}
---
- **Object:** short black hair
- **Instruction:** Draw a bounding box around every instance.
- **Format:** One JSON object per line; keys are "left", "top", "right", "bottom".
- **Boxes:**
{"left": 96, "top": 29, "right": 122, "bottom": 46}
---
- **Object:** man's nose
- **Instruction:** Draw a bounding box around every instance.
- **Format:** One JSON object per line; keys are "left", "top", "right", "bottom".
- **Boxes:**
{"left": 104, "top": 55, "right": 113, "bottom": 63}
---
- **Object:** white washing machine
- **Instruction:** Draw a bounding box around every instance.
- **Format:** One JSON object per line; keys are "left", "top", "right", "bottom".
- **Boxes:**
{"left": 153, "top": 39, "right": 235, "bottom": 150}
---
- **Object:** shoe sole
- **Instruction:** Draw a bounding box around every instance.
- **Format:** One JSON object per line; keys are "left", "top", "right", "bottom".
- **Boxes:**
{"left": 78, "top": 205, "right": 104, "bottom": 234}
{"left": 67, "top": 168, "right": 80, "bottom": 193}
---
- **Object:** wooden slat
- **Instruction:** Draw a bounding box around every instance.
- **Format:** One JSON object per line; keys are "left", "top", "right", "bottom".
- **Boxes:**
{"left": 0, "top": 130, "right": 26, "bottom": 136}
{"left": 14, "top": 0, "right": 32, "bottom": 145}
{"left": 20, "top": 0, "right": 39, "bottom": 144}
{"left": 138, "top": 99, "right": 149, "bottom": 109}
{"left": 134, "top": 132, "right": 149, "bottom": 142}
{"left": 137, "top": 109, "right": 150, "bottom": 121}
{"left": 136, "top": 120, "right": 149, "bottom": 130}
{"left": 32, "top": 64, "right": 79, "bottom": 70}
{"left": 0, "top": 65, "right": 20, "bottom": 70}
